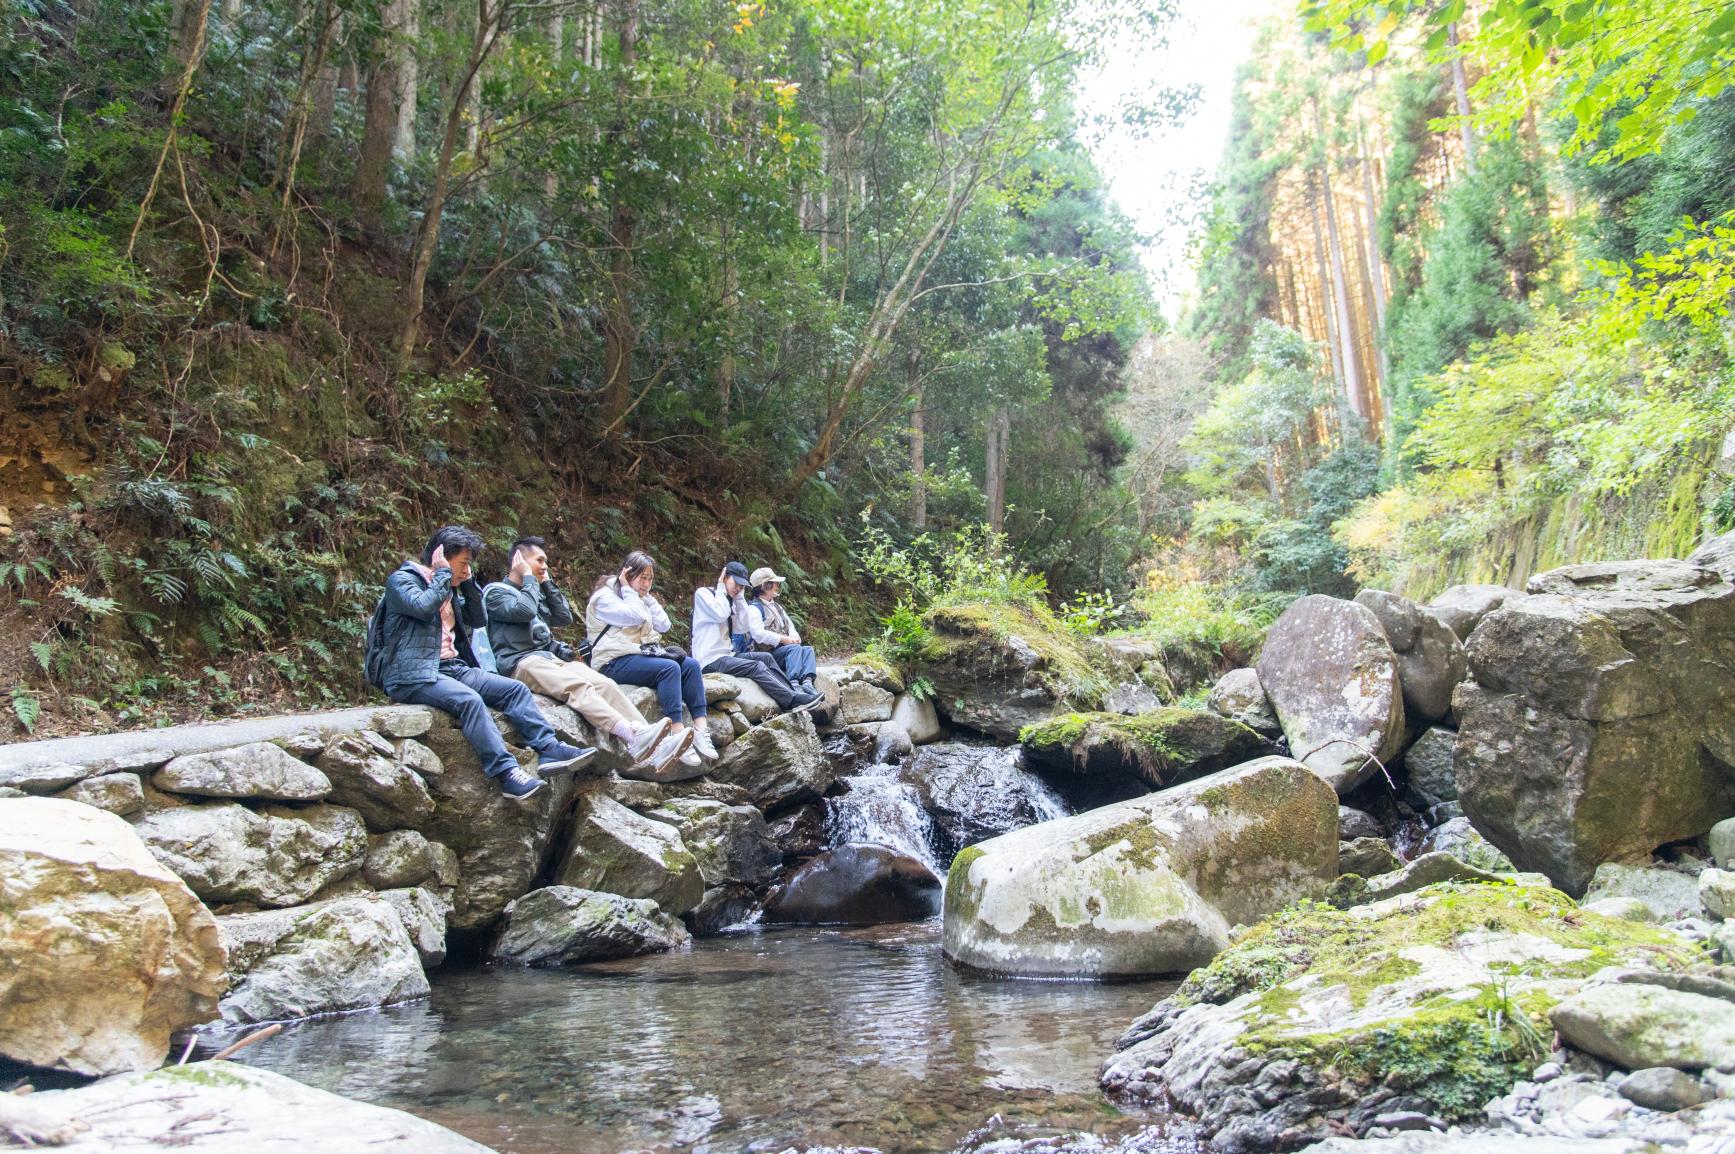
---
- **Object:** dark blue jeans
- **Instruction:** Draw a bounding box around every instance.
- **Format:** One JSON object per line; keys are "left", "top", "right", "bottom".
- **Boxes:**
{"left": 770, "top": 643, "right": 817, "bottom": 683}
{"left": 392, "top": 660, "right": 558, "bottom": 778}
{"left": 703, "top": 652, "right": 799, "bottom": 710}
{"left": 601, "top": 653, "right": 707, "bottom": 722}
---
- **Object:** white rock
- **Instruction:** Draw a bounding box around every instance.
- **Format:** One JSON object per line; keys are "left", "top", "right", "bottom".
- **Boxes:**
{"left": 0, "top": 799, "right": 226, "bottom": 1075}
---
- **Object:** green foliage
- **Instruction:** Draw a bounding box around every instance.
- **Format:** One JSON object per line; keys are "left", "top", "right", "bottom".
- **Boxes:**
{"left": 10, "top": 686, "right": 40, "bottom": 733}
{"left": 1304, "top": 0, "right": 1735, "bottom": 163}
{"left": 1059, "top": 590, "right": 1124, "bottom": 637}
{"left": 1121, "top": 576, "right": 1286, "bottom": 689}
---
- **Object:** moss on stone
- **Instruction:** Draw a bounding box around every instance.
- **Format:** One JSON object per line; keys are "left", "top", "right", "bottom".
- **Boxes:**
{"left": 919, "top": 600, "right": 1108, "bottom": 707}
{"left": 1019, "top": 708, "right": 1264, "bottom": 787}
{"left": 1174, "top": 881, "right": 1705, "bottom": 1122}
{"left": 150, "top": 1062, "right": 252, "bottom": 1089}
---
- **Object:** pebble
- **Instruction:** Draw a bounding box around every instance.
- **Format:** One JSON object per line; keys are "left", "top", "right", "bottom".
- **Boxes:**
{"left": 1532, "top": 1062, "right": 1563, "bottom": 1083}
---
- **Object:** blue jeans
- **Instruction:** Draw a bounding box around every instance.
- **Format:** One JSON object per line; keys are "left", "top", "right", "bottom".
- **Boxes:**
{"left": 601, "top": 653, "right": 707, "bottom": 721}
{"left": 770, "top": 643, "right": 816, "bottom": 683}
{"left": 392, "top": 660, "right": 558, "bottom": 778}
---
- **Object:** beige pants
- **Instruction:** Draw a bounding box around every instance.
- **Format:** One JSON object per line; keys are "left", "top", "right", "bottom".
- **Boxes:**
{"left": 511, "top": 654, "right": 647, "bottom": 734}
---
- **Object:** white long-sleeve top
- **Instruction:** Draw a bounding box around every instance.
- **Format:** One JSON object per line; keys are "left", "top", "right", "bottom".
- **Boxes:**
{"left": 691, "top": 581, "right": 739, "bottom": 669}
{"left": 585, "top": 578, "right": 671, "bottom": 668}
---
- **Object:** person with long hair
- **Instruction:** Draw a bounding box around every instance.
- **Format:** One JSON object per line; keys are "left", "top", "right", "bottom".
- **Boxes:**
{"left": 585, "top": 551, "right": 718, "bottom": 762}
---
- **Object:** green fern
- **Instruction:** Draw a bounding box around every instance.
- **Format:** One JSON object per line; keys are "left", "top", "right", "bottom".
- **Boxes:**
{"left": 10, "top": 687, "right": 41, "bottom": 732}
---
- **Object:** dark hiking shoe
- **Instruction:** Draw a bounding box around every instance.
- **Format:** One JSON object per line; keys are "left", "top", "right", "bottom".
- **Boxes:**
{"left": 499, "top": 766, "right": 547, "bottom": 800}
{"left": 538, "top": 742, "right": 597, "bottom": 775}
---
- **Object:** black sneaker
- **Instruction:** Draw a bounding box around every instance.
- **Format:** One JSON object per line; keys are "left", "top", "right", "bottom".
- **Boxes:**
{"left": 499, "top": 766, "right": 546, "bottom": 800}
{"left": 787, "top": 691, "right": 823, "bottom": 714}
{"left": 538, "top": 742, "right": 597, "bottom": 775}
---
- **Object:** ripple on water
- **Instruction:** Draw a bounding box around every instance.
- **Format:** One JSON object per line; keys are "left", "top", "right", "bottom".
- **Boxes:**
{"left": 212, "top": 923, "right": 1184, "bottom": 1154}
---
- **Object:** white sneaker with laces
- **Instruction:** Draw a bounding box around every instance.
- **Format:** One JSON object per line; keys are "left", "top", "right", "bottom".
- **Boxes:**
{"left": 646, "top": 728, "right": 695, "bottom": 776}
{"left": 690, "top": 726, "right": 721, "bottom": 762}
{"left": 627, "top": 717, "right": 676, "bottom": 763}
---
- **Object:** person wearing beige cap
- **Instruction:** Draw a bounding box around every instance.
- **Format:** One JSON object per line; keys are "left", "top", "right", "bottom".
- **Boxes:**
{"left": 746, "top": 567, "right": 819, "bottom": 695}
{"left": 691, "top": 561, "right": 822, "bottom": 713}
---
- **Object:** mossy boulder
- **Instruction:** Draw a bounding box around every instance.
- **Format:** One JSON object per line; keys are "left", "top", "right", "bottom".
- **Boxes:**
{"left": 1020, "top": 708, "right": 1270, "bottom": 792}
{"left": 1455, "top": 555, "right": 1735, "bottom": 895}
{"left": 1101, "top": 881, "right": 1701, "bottom": 1153}
{"left": 941, "top": 756, "right": 1337, "bottom": 978}
{"left": 910, "top": 600, "right": 1107, "bottom": 741}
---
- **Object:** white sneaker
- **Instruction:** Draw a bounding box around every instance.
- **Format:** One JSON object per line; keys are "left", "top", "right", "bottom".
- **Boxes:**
{"left": 627, "top": 717, "right": 676, "bottom": 763}
{"left": 691, "top": 726, "right": 721, "bottom": 762}
{"left": 645, "top": 728, "right": 694, "bottom": 776}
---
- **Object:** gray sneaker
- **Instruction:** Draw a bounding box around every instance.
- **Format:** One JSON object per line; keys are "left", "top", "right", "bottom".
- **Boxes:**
{"left": 627, "top": 717, "right": 676, "bottom": 763}
{"left": 690, "top": 726, "right": 721, "bottom": 762}
{"left": 644, "top": 727, "right": 695, "bottom": 777}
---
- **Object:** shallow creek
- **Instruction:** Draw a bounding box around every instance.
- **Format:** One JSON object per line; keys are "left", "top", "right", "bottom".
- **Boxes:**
{"left": 215, "top": 922, "right": 1180, "bottom": 1154}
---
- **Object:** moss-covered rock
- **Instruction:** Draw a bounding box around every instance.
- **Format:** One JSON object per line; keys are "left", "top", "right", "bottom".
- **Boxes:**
{"left": 909, "top": 600, "right": 1107, "bottom": 741}
{"left": 1101, "top": 881, "right": 1702, "bottom": 1153}
{"left": 941, "top": 756, "right": 1337, "bottom": 978}
{"left": 1019, "top": 708, "right": 1269, "bottom": 791}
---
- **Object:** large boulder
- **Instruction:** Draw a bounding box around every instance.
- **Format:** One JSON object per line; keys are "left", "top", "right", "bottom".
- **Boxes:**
{"left": 417, "top": 713, "right": 578, "bottom": 932}
{"left": 1256, "top": 596, "right": 1406, "bottom": 793}
{"left": 216, "top": 896, "right": 429, "bottom": 1025}
{"left": 16, "top": 1061, "right": 496, "bottom": 1153}
{"left": 376, "top": 886, "right": 450, "bottom": 967}
{"left": 705, "top": 710, "right": 833, "bottom": 809}
{"left": 0, "top": 799, "right": 226, "bottom": 1075}
{"left": 762, "top": 843, "right": 943, "bottom": 925}
{"left": 131, "top": 801, "right": 367, "bottom": 908}
{"left": 1020, "top": 709, "right": 1268, "bottom": 793}
{"left": 1353, "top": 589, "right": 1466, "bottom": 725}
{"left": 910, "top": 601, "right": 1100, "bottom": 741}
{"left": 555, "top": 792, "right": 704, "bottom": 915}
{"left": 644, "top": 797, "right": 779, "bottom": 887}
{"left": 1453, "top": 555, "right": 1735, "bottom": 894}
{"left": 153, "top": 742, "right": 332, "bottom": 802}
{"left": 490, "top": 886, "right": 689, "bottom": 965}
{"left": 942, "top": 756, "right": 1338, "bottom": 977}
{"left": 1205, "top": 667, "right": 1280, "bottom": 738}
{"left": 1427, "top": 582, "right": 1516, "bottom": 642}
{"left": 898, "top": 743, "right": 1068, "bottom": 849}
{"left": 316, "top": 731, "right": 436, "bottom": 831}
{"left": 1100, "top": 883, "right": 1700, "bottom": 1152}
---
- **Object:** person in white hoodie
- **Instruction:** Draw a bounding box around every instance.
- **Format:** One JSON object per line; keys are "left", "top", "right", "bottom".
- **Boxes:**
{"left": 585, "top": 551, "right": 718, "bottom": 762}
{"left": 692, "top": 561, "right": 821, "bottom": 712}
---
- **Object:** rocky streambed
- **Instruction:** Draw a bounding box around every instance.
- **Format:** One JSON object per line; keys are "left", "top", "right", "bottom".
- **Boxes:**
{"left": 13, "top": 533, "right": 1735, "bottom": 1154}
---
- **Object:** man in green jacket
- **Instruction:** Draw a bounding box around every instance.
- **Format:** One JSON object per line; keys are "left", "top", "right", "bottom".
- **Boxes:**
{"left": 484, "top": 537, "right": 695, "bottom": 777}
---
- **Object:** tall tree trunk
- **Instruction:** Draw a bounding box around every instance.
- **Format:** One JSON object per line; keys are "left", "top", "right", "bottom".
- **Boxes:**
{"left": 719, "top": 226, "right": 737, "bottom": 420}
{"left": 395, "top": 0, "right": 507, "bottom": 373}
{"left": 168, "top": 0, "right": 211, "bottom": 78}
{"left": 354, "top": 0, "right": 416, "bottom": 226}
{"left": 1319, "top": 150, "right": 1365, "bottom": 426}
{"left": 394, "top": 0, "right": 419, "bottom": 157}
{"left": 1447, "top": 23, "right": 1477, "bottom": 174}
{"left": 599, "top": 1, "right": 639, "bottom": 432}
{"left": 1307, "top": 172, "right": 1346, "bottom": 395}
{"left": 908, "top": 348, "right": 926, "bottom": 529}
{"left": 984, "top": 407, "right": 1008, "bottom": 534}
{"left": 1357, "top": 122, "right": 1391, "bottom": 424}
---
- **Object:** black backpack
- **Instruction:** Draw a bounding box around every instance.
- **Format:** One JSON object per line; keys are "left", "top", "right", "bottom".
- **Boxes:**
{"left": 363, "top": 595, "right": 390, "bottom": 691}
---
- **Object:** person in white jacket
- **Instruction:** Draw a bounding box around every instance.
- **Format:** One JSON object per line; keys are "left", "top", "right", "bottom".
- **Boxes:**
{"left": 585, "top": 551, "right": 718, "bottom": 761}
{"left": 692, "top": 561, "right": 820, "bottom": 712}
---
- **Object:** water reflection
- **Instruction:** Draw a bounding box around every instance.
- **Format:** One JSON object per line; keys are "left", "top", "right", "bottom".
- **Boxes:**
{"left": 214, "top": 924, "right": 1174, "bottom": 1154}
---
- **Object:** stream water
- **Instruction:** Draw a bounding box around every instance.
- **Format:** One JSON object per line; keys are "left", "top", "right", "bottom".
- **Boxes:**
{"left": 216, "top": 923, "right": 1181, "bottom": 1154}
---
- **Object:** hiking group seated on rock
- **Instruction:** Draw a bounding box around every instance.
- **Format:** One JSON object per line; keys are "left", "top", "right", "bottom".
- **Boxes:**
{"left": 365, "top": 527, "right": 828, "bottom": 801}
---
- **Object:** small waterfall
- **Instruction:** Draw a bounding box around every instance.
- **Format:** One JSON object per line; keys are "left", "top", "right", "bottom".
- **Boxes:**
{"left": 901, "top": 743, "right": 1071, "bottom": 856}
{"left": 824, "top": 762, "right": 945, "bottom": 875}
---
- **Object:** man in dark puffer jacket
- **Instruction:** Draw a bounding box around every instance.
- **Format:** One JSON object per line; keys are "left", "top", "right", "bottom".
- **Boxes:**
{"left": 375, "top": 525, "right": 593, "bottom": 800}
